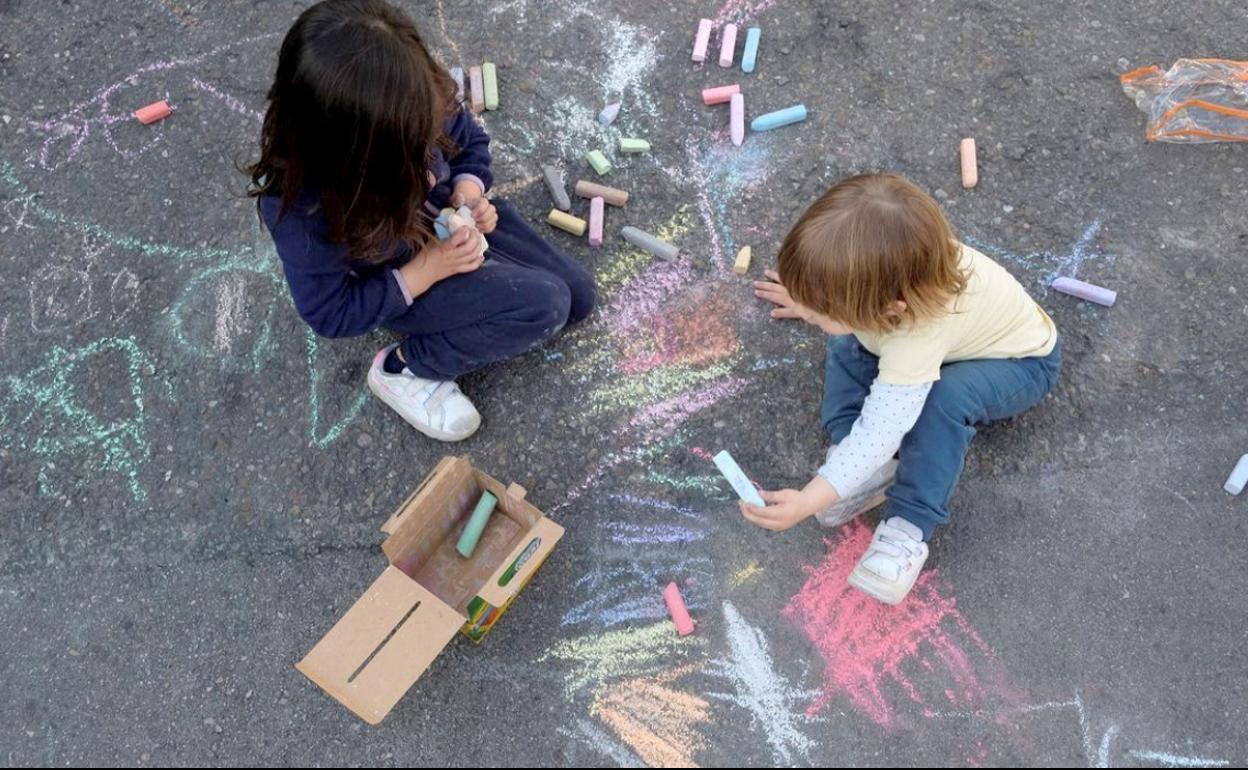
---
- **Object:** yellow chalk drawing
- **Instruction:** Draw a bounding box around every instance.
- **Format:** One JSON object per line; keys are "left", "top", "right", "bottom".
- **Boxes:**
{"left": 728, "top": 560, "right": 764, "bottom": 589}
{"left": 591, "top": 665, "right": 712, "bottom": 768}
{"left": 595, "top": 207, "right": 695, "bottom": 300}
{"left": 538, "top": 621, "right": 704, "bottom": 697}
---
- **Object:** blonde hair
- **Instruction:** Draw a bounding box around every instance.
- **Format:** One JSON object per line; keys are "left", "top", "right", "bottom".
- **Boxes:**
{"left": 777, "top": 174, "right": 967, "bottom": 334}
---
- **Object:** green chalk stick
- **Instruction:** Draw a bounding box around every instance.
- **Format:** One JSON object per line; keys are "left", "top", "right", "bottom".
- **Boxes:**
{"left": 618, "top": 137, "right": 651, "bottom": 154}
{"left": 457, "top": 490, "right": 498, "bottom": 558}
{"left": 586, "top": 150, "right": 612, "bottom": 176}
{"left": 482, "top": 62, "right": 499, "bottom": 110}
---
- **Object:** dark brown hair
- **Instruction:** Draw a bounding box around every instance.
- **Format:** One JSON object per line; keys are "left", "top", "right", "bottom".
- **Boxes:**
{"left": 247, "top": 0, "right": 459, "bottom": 262}
{"left": 777, "top": 174, "right": 968, "bottom": 333}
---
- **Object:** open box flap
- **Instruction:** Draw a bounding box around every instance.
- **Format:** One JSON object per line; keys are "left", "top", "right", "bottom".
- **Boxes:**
{"left": 475, "top": 517, "right": 565, "bottom": 607}
{"left": 380, "top": 456, "right": 475, "bottom": 563}
{"left": 296, "top": 566, "right": 461, "bottom": 725}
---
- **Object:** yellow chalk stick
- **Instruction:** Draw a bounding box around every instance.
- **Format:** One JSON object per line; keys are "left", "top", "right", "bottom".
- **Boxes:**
{"left": 547, "top": 209, "right": 587, "bottom": 236}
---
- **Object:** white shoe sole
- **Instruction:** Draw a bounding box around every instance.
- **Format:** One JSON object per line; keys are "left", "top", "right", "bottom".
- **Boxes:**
{"left": 816, "top": 485, "right": 889, "bottom": 528}
{"left": 847, "top": 561, "right": 922, "bottom": 606}
{"left": 367, "top": 367, "right": 481, "bottom": 442}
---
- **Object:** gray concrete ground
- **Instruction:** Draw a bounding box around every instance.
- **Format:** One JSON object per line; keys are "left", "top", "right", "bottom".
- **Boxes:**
{"left": 1, "top": 0, "right": 1246, "bottom": 766}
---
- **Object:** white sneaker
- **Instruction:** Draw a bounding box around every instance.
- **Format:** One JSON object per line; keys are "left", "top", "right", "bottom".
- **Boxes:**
{"left": 366, "top": 345, "right": 481, "bottom": 442}
{"left": 848, "top": 516, "right": 929, "bottom": 605}
{"left": 815, "top": 459, "right": 898, "bottom": 528}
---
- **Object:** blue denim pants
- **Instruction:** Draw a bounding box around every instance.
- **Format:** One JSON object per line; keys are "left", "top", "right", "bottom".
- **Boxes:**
{"left": 821, "top": 335, "right": 1062, "bottom": 541}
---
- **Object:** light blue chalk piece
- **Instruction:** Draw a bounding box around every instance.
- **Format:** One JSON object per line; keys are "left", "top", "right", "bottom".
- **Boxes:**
{"left": 751, "top": 104, "right": 807, "bottom": 132}
{"left": 714, "top": 450, "right": 765, "bottom": 507}
{"left": 742, "top": 27, "right": 761, "bottom": 73}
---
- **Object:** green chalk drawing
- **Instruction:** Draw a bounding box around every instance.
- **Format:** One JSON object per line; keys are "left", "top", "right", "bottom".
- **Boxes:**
{"left": 0, "top": 336, "right": 170, "bottom": 502}
{"left": 168, "top": 258, "right": 284, "bottom": 373}
{"left": 305, "top": 328, "right": 370, "bottom": 449}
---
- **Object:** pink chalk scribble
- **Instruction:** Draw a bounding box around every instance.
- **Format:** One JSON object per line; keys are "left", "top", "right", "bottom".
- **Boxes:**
{"left": 713, "top": 0, "right": 782, "bottom": 28}
{"left": 783, "top": 522, "right": 1014, "bottom": 728}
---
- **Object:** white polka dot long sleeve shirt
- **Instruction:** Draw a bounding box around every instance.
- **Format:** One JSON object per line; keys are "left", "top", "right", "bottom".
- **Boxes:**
{"left": 817, "top": 380, "right": 934, "bottom": 497}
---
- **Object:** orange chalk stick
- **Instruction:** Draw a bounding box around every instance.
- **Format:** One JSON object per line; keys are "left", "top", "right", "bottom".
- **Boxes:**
{"left": 960, "top": 137, "right": 978, "bottom": 189}
{"left": 135, "top": 100, "right": 172, "bottom": 125}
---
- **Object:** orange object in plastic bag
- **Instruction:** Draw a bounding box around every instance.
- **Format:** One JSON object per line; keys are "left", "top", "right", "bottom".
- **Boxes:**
{"left": 1121, "top": 58, "right": 1248, "bottom": 143}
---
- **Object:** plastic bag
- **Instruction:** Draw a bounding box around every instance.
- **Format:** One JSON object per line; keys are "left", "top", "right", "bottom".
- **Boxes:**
{"left": 1121, "top": 58, "right": 1248, "bottom": 143}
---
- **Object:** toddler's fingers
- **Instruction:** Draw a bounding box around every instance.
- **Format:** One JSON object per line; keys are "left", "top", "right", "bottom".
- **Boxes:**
{"left": 764, "top": 268, "right": 781, "bottom": 281}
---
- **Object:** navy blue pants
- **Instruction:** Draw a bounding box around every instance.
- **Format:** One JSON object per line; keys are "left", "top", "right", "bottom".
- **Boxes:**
{"left": 386, "top": 199, "right": 596, "bottom": 379}
{"left": 821, "top": 335, "right": 1062, "bottom": 541}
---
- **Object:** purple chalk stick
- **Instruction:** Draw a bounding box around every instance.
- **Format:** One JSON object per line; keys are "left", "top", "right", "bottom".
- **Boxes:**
{"left": 1052, "top": 277, "right": 1116, "bottom": 307}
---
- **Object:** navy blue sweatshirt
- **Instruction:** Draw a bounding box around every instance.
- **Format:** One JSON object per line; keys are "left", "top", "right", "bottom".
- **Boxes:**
{"left": 260, "top": 109, "right": 493, "bottom": 339}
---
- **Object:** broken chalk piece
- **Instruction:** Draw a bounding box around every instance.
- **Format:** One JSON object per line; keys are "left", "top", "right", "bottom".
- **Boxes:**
{"left": 663, "top": 582, "right": 696, "bottom": 636}
{"left": 542, "top": 165, "right": 572, "bottom": 211}
{"left": 734, "top": 245, "right": 752, "bottom": 275}
{"left": 751, "top": 104, "right": 807, "bottom": 132}
{"left": 1226, "top": 454, "right": 1248, "bottom": 495}
{"left": 713, "top": 450, "right": 765, "bottom": 507}
{"left": 450, "top": 66, "right": 465, "bottom": 103}
{"left": 742, "top": 27, "right": 761, "bottom": 73}
{"left": 135, "top": 100, "right": 173, "bottom": 125}
{"left": 692, "top": 18, "right": 713, "bottom": 63}
{"left": 960, "top": 137, "right": 978, "bottom": 189}
{"left": 456, "top": 490, "right": 498, "bottom": 558}
{"left": 586, "top": 150, "right": 612, "bottom": 176}
{"left": 702, "top": 84, "right": 741, "bottom": 106}
{"left": 730, "top": 93, "right": 745, "bottom": 146}
{"left": 575, "top": 180, "right": 629, "bottom": 207}
{"left": 621, "top": 226, "right": 679, "bottom": 261}
{"left": 482, "top": 62, "right": 499, "bottom": 110}
{"left": 599, "top": 102, "right": 622, "bottom": 126}
{"left": 1051, "top": 276, "right": 1117, "bottom": 307}
{"left": 469, "top": 66, "right": 485, "bottom": 113}
{"left": 719, "top": 23, "right": 738, "bottom": 68}
{"left": 618, "top": 137, "right": 650, "bottom": 154}
{"left": 589, "top": 196, "right": 605, "bottom": 247}
{"left": 548, "top": 209, "right": 588, "bottom": 236}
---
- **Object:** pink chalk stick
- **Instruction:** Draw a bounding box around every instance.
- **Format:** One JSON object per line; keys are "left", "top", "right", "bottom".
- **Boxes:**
{"left": 1052, "top": 276, "right": 1116, "bottom": 307}
{"left": 702, "top": 84, "right": 740, "bottom": 105}
{"left": 719, "top": 23, "right": 738, "bottom": 67}
{"left": 692, "top": 19, "right": 713, "bottom": 63}
{"left": 730, "top": 93, "right": 745, "bottom": 146}
{"left": 134, "top": 100, "right": 172, "bottom": 125}
{"left": 663, "top": 582, "right": 695, "bottom": 636}
{"left": 589, "top": 196, "right": 605, "bottom": 247}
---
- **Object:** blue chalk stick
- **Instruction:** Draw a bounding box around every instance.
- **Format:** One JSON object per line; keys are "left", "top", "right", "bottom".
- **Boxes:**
{"left": 751, "top": 104, "right": 807, "bottom": 132}
{"left": 742, "top": 27, "right": 761, "bottom": 73}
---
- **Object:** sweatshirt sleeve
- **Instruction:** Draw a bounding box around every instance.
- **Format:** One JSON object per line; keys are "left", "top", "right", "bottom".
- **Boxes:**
{"left": 444, "top": 108, "right": 493, "bottom": 194}
{"left": 817, "top": 379, "right": 933, "bottom": 497}
{"left": 262, "top": 196, "right": 413, "bottom": 339}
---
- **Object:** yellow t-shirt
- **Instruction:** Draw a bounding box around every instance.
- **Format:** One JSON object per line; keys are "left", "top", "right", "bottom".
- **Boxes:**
{"left": 853, "top": 244, "right": 1057, "bottom": 385}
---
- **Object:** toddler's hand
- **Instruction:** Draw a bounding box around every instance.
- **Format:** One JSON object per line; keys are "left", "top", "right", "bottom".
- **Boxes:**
{"left": 754, "top": 269, "right": 811, "bottom": 321}
{"left": 739, "top": 488, "right": 817, "bottom": 532}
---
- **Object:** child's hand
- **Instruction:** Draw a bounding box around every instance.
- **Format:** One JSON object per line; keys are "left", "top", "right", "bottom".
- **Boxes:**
{"left": 754, "top": 270, "right": 811, "bottom": 321}
{"left": 451, "top": 187, "right": 499, "bottom": 234}
{"left": 739, "top": 489, "right": 818, "bottom": 532}
{"left": 400, "top": 227, "right": 484, "bottom": 298}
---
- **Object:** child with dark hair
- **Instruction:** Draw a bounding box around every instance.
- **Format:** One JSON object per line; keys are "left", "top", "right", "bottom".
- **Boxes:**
{"left": 249, "top": 0, "right": 595, "bottom": 441}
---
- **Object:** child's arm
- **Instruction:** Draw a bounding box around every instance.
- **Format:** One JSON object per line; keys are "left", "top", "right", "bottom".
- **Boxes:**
{"left": 444, "top": 109, "right": 493, "bottom": 198}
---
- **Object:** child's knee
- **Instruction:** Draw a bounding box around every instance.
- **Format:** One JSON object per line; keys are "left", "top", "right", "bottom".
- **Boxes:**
{"left": 565, "top": 270, "right": 597, "bottom": 324}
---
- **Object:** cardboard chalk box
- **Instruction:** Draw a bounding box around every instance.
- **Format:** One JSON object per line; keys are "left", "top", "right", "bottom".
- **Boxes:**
{"left": 297, "top": 456, "right": 564, "bottom": 724}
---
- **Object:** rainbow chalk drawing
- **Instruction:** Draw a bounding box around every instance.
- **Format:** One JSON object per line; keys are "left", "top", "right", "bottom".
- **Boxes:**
{"left": 537, "top": 621, "right": 705, "bottom": 697}
{"left": 784, "top": 522, "right": 1014, "bottom": 728}
{"left": 728, "top": 560, "right": 764, "bottom": 588}
{"left": 706, "top": 603, "right": 818, "bottom": 765}
{"left": 590, "top": 666, "right": 712, "bottom": 768}
{"left": 0, "top": 337, "right": 170, "bottom": 502}
{"left": 1128, "top": 751, "right": 1231, "bottom": 768}
{"left": 557, "top": 718, "right": 646, "bottom": 768}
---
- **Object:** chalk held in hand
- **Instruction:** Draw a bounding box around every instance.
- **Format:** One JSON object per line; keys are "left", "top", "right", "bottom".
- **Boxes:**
{"left": 734, "top": 245, "right": 752, "bottom": 275}
{"left": 1052, "top": 276, "right": 1117, "bottom": 307}
{"left": 541, "top": 165, "right": 572, "bottom": 211}
{"left": 702, "top": 84, "right": 740, "bottom": 105}
{"left": 730, "top": 93, "right": 745, "bottom": 146}
{"left": 663, "top": 582, "right": 695, "bottom": 636}
{"left": 588, "top": 196, "right": 605, "bottom": 248}
{"left": 575, "top": 180, "right": 629, "bottom": 207}
{"left": 599, "top": 102, "right": 621, "bottom": 126}
{"left": 450, "top": 66, "right": 465, "bottom": 103}
{"left": 719, "top": 23, "right": 738, "bottom": 68}
{"left": 751, "top": 104, "right": 806, "bottom": 132}
{"left": 586, "top": 150, "right": 612, "bottom": 176}
{"left": 482, "top": 62, "right": 499, "bottom": 110}
{"left": 135, "top": 100, "right": 173, "bottom": 125}
{"left": 468, "top": 66, "right": 485, "bottom": 113}
{"left": 456, "top": 490, "right": 498, "bottom": 558}
{"left": 741, "top": 27, "right": 761, "bottom": 73}
{"left": 548, "top": 209, "right": 587, "bottom": 236}
{"left": 621, "top": 226, "right": 679, "bottom": 261}
{"left": 692, "top": 18, "right": 713, "bottom": 63}
{"left": 619, "top": 137, "right": 650, "bottom": 154}
{"left": 714, "top": 450, "right": 765, "bottom": 507}
{"left": 960, "top": 137, "right": 978, "bottom": 188}
{"left": 1226, "top": 454, "right": 1248, "bottom": 495}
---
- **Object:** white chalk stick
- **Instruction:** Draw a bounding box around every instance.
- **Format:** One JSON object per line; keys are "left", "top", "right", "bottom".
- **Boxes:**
{"left": 589, "top": 196, "right": 604, "bottom": 247}
{"left": 599, "top": 102, "right": 621, "bottom": 126}
{"left": 714, "top": 450, "right": 765, "bottom": 507}
{"left": 730, "top": 93, "right": 745, "bottom": 146}
{"left": 1226, "top": 454, "right": 1248, "bottom": 495}
{"left": 719, "top": 23, "right": 737, "bottom": 68}
{"left": 1052, "top": 277, "right": 1117, "bottom": 307}
{"left": 961, "top": 137, "right": 978, "bottom": 189}
{"left": 692, "top": 19, "right": 713, "bottom": 62}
